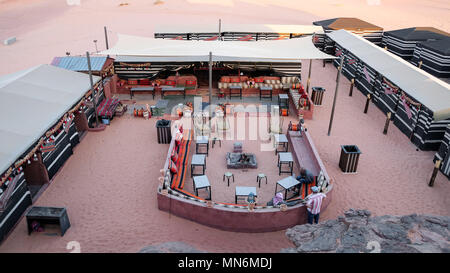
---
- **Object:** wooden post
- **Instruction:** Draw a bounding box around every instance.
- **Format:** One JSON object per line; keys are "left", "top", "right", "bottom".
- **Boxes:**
{"left": 209, "top": 52, "right": 213, "bottom": 128}
{"left": 428, "top": 160, "right": 441, "bottom": 187}
{"left": 218, "top": 19, "right": 222, "bottom": 41}
{"left": 364, "top": 94, "right": 371, "bottom": 114}
{"left": 383, "top": 112, "right": 391, "bottom": 135}
{"left": 349, "top": 78, "right": 354, "bottom": 97}
{"left": 306, "top": 59, "right": 312, "bottom": 95}
{"left": 323, "top": 59, "right": 326, "bottom": 67}
{"left": 104, "top": 26, "right": 109, "bottom": 58}
{"left": 327, "top": 56, "right": 344, "bottom": 136}
{"left": 86, "top": 51, "right": 99, "bottom": 127}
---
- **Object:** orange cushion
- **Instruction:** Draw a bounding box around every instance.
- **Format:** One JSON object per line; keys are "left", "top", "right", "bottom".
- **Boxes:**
{"left": 230, "top": 77, "right": 240, "bottom": 83}
{"left": 255, "top": 77, "right": 264, "bottom": 83}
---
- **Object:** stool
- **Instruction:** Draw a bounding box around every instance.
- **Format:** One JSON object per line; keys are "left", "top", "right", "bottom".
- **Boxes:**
{"left": 212, "top": 137, "right": 222, "bottom": 148}
{"left": 256, "top": 173, "right": 267, "bottom": 188}
{"left": 223, "top": 172, "right": 234, "bottom": 187}
{"left": 233, "top": 142, "right": 242, "bottom": 153}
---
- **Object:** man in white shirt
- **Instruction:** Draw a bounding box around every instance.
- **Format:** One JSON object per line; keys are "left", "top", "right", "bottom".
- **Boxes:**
{"left": 306, "top": 186, "right": 326, "bottom": 224}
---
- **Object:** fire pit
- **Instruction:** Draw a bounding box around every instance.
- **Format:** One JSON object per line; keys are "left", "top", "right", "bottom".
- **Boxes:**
{"left": 226, "top": 152, "right": 258, "bottom": 169}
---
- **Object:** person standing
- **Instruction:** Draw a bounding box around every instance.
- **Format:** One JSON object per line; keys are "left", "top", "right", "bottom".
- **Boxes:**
{"left": 305, "top": 186, "right": 326, "bottom": 224}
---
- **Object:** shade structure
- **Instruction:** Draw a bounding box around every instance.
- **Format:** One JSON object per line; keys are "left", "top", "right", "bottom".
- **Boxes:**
{"left": 382, "top": 27, "right": 449, "bottom": 61}
{"left": 101, "top": 34, "right": 334, "bottom": 61}
{"left": 154, "top": 23, "right": 324, "bottom": 40}
{"left": 101, "top": 33, "right": 335, "bottom": 78}
{"left": 0, "top": 64, "right": 101, "bottom": 175}
{"left": 328, "top": 30, "right": 450, "bottom": 150}
{"left": 434, "top": 125, "right": 450, "bottom": 179}
{"left": 411, "top": 38, "right": 450, "bottom": 78}
{"left": 51, "top": 56, "right": 109, "bottom": 72}
{"left": 314, "top": 17, "right": 383, "bottom": 45}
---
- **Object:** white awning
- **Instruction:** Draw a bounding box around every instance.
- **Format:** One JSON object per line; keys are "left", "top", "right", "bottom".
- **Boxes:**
{"left": 328, "top": 30, "right": 450, "bottom": 120}
{"left": 154, "top": 24, "right": 325, "bottom": 35}
{"left": 0, "top": 64, "right": 101, "bottom": 174}
{"left": 100, "top": 34, "right": 335, "bottom": 62}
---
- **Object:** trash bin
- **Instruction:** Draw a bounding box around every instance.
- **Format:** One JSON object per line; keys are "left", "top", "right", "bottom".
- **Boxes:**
{"left": 311, "top": 87, "right": 326, "bottom": 105}
{"left": 156, "top": 119, "right": 172, "bottom": 144}
{"left": 339, "top": 145, "right": 361, "bottom": 173}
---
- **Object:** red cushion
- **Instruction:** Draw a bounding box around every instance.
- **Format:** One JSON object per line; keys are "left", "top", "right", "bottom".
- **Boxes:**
{"left": 169, "top": 160, "right": 178, "bottom": 174}
{"left": 186, "top": 80, "right": 196, "bottom": 85}
{"left": 166, "top": 80, "right": 176, "bottom": 86}
{"left": 254, "top": 78, "right": 264, "bottom": 83}
{"left": 221, "top": 77, "right": 230, "bottom": 83}
{"left": 140, "top": 79, "right": 150, "bottom": 85}
{"left": 230, "top": 77, "right": 240, "bottom": 83}
{"left": 128, "top": 79, "right": 138, "bottom": 85}
{"left": 171, "top": 149, "right": 178, "bottom": 163}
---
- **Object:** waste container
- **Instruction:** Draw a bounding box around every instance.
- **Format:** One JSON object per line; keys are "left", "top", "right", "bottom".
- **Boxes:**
{"left": 311, "top": 87, "right": 326, "bottom": 105}
{"left": 339, "top": 145, "right": 361, "bottom": 173}
{"left": 156, "top": 119, "right": 172, "bottom": 144}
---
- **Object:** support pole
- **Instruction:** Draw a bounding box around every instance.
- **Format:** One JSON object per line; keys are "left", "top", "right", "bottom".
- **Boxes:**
{"left": 327, "top": 56, "right": 344, "bottom": 136}
{"left": 428, "top": 160, "right": 441, "bottom": 187}
{"left": 364, "top": 94, "right": 371, "bottom": 114}
{"left": 218, "top": 19, "right": 221, "bottom": 41}
{"left": 349, "top": 78, "right": 354, "bottom": 97}
{"left": 306, "top": 59, "right": 312, "bottom": 95}
{"left": 418, "top": 61, "right": 423, "bottom": 69}
{"left": 104, "top": 26, "right": 109, "bottom": 57}
{"left": 86, "top": 51, "right": 99, "bottom": 127}
{"left": 383, "top": 112, "right": 391, "bottom": 135}
{"left": 209, "top": 52, "right": 213, "bottom": 128}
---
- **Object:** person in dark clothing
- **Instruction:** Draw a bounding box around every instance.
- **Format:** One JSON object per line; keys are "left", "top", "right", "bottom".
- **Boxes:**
{"left": 296, "top": 168, "right": 315, "bottom": 185}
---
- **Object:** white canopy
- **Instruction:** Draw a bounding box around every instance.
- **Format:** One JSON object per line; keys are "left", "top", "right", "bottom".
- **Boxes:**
{"left": 328, "top": 30, "right": 450, "bottom": 120}
{"left": 154, "top": 24, "right": 325, "bottom": 35}
{"left": 100, "top": 34, "right": 335, "bottom": 62}
{"left": 0, "top": 64, "right": 100, "bottom": 174}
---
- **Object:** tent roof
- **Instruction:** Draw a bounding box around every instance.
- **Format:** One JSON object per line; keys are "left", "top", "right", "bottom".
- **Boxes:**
{"left": 419, "top": 38, "right": 450, "bottom": 55}
{"left": 385, "top": 27, "right": 449, "bottom": 41}
{"left": 328, "top": 30, "right": 450, "bottom": 120}
{"left": 0, "top": 64, "right": 101, "bottom": 175}
{"left": 154, "top": 24, "right": 324, "bottom": 35}
{"left": 313, "top": 18, "right": 383, "bottom": 31}
{"left": 100, "top": 34, "right": 336, "bottom": 62}
{"left": 51, "top": 56, "right": 109, "bottom": 72}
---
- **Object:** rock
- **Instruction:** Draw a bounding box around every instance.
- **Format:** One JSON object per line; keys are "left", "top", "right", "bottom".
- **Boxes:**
{"left": 285, "top": 209, "right": 450, "bottom": 253}
{"left": 139, "top": 241, "right": 206, "bottom": 253}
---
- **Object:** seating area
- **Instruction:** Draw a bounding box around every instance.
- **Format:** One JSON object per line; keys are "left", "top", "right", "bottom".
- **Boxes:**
{"left": 161, "top": 110, "right": 330, "bottom": 209}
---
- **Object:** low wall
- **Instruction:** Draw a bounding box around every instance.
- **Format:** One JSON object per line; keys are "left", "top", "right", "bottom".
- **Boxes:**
{"left": 157, "top": 185, "right": 333, "bottom": 233}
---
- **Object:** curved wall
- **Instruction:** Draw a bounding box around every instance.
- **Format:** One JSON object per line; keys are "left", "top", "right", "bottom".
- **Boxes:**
{"left": 157, "top": 185, "right": 333, "bottom": 233}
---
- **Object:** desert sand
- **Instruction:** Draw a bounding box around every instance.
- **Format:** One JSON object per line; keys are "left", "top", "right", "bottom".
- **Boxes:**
{"left": 0, "top": 0, "right": 449, "bottom": 253}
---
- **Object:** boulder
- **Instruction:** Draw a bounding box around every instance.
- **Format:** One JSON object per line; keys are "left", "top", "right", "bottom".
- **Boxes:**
{"left": 284, "top": 209, "right": 449, "bottom": 253}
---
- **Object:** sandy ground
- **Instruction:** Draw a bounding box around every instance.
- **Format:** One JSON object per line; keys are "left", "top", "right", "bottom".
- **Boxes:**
{"left": 0, "top": 0, "right": 449, "bottom": 253}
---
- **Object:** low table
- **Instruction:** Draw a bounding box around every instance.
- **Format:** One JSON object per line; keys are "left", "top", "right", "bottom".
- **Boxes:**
{"left": 275, "top": 176, "right": 300, "bottom": 200}
{"left": 235, "top": 186, "right": 257, "bottom": 204}
{"left": 191, "top": 154, "right": 206, "bottom": 177}
{"left": 274, "top": 134, "right": 289, "bottom": 154}
{"left": 196, "top": 136, "right": 209, "bottom": 156}
{"left": 161, "top": 86, "right": 186, "bottom": 99}
{"left": 278, "top": 152, "right": 294, "bottom": 175}
{"left": 259, "top": 86, "right": 273, "bottom": 100}
{"left": 26, "top": 206, "right": 70, "bottom": 236}
{"left": 229, "top": 85, "right": 242, "bottom": 99}
{"left": 130, "top": 87, "right": 155, "bottom": 99}
{"left": 193, "top": 175, "right": 211, "bottom": 200}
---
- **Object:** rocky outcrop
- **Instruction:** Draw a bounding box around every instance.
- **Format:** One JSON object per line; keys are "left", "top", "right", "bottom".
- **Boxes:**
{"left": 283, "top": 209, "right": 450, "bottom": 253}
{"left": 139, "top": 241, "right": 207, "bottom": 253}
